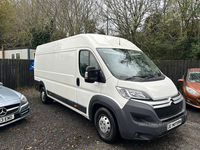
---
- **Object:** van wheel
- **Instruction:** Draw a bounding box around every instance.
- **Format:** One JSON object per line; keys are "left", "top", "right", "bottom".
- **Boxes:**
{"left": 40, "top": 87, "right": 51, "bottom": 104}
{"left": 94, "top": 107, "right": 118, "bottom": 143}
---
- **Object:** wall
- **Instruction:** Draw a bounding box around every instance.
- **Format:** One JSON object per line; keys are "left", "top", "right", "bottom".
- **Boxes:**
{"left": 0, "top": 48, "right": 36, "bottom": 60}
{"left": 4, "top": 49, "right": 28, "bottom": 59}
{"left": 30, "top": 49, "right": 36, "bottom": 60}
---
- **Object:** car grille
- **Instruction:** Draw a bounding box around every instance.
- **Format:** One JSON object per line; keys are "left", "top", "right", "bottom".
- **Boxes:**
{"left": 5, "top": 104, "right": 20, "bottom": 115}
{"left": 155, "top": 101, "right": 183, "bottom": 120}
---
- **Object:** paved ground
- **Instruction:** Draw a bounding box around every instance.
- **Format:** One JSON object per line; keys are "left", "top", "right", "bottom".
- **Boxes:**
{"left": 0, "top": 88, "right": 200, "bottom": 150}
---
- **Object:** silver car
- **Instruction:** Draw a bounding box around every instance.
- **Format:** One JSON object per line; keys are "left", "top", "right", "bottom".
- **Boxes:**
{"left": 0, "top": 82, "right": 30, "bottom": 127}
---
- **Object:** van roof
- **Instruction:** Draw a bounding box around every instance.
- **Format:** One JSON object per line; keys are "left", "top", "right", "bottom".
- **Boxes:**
{"left": 36, "top": 34, "right": 141, "bottom": 54}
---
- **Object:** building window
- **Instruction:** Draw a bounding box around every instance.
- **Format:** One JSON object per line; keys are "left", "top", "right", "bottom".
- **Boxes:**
{"left": 16, "top": 53, "right": 20, "bottom": 59}
{"left": 11, "top": 54, "right": 15, "bottom": 59}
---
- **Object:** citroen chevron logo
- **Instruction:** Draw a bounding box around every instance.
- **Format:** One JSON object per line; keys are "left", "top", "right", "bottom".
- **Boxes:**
{"left": 168, "top": 97, "right": 175, "bottom": 104}
{"left": 0, "top": 107, "right": 7, "bottom": 116}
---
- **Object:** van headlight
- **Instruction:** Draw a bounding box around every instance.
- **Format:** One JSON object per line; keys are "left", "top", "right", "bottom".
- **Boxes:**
{"left": 116, "top": 87, "right": 151, "bottom": 100}
{"left": 20, "top": 94, "right": 28, "bottom": 105}
{"left": 186, "top": 86, "right": 199, "bottom": 95}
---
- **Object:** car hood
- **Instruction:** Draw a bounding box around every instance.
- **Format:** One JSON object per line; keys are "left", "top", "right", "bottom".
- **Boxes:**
{"left": 187, "top": 81, "right": 200, "bottom": 93}
{"left": 117, "top": 76, "right": 178, "bottom": 100}
{"left": 0, "top": 86, "right": 21, "bottom": 106}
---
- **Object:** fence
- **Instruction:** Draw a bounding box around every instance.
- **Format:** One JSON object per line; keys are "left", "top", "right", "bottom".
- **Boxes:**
{"left": 0, "top": 59, "right": 34, "bottom": 89}
{"left": 0, "top": 59, "right": 200, "bottom": 90}
{"left": 154, "top": 60, "right": 200, "bottom": 87}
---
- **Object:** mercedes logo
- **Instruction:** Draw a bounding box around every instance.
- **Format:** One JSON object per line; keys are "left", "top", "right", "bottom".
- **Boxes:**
{"left": 0, "top": 107, "right": 7, "bottom": 116}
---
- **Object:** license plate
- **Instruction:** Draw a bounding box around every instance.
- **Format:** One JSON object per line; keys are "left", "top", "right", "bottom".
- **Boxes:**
{"left": 0, "top": 114, "right": 14, "bottom": 123}
{"left": 167, "top": 118, "right": 182, "bottom": 130}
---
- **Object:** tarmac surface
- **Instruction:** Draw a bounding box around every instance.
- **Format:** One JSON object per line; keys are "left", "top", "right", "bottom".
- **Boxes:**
{"left": 0, "top": 88, "right": 199, "bottom": 150}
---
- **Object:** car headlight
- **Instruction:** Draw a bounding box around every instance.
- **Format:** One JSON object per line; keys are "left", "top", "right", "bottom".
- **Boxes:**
{"left": 116, "top": 87, "right": 151, "bottom": 100}
{"left": 186, "top": 86, "right": 199, "bottom": 95}
{"left": 20, "top": 94, "right": 28, "bottom": 105}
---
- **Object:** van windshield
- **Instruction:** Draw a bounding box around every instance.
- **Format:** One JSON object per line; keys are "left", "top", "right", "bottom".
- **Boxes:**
{"left": 97, "top": 48, "right": 165, "bottom": 81}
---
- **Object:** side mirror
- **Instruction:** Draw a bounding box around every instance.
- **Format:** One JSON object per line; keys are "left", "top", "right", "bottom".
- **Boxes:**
{"left": 178, "top": 79, "right": 184, "bottom": 82}
{"left": 0, "top": 82, "right": 3, "bottom": 86}
{"left": 85, "top": 66, "right": 99, "bottom": 83}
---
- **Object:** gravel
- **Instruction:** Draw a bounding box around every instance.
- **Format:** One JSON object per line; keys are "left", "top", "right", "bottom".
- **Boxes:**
{"left": 0, "top": 88, "right": 200, "bottom": 150}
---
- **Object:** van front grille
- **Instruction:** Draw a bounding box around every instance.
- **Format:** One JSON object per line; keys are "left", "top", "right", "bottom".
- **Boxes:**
{"left": 154, "top": 101, "right": 183, "bottom": 120}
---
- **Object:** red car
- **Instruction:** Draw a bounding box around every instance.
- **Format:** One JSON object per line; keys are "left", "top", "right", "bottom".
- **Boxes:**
{"left": 178, "top": 68, "right": 200, "bottom": 108}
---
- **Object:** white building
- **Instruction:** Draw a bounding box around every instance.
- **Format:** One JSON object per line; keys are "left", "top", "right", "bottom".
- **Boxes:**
{"left": 0, "top": 47, "right": 36, "bottom": 60}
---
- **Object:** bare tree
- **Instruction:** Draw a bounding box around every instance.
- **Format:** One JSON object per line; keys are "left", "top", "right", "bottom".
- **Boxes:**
{"left": 100, "top": 0, "right": 156, "bottom": 42}
{"left": 56, "top": 0, "right": 97, "bottom": 36}
{"left": 2, "top": 0, "right": 99, "bottom": 47}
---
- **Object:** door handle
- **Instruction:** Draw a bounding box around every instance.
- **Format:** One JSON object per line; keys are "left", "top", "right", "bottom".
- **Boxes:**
{"left": 76, "top": 78, "right": 80, "bottom": 86}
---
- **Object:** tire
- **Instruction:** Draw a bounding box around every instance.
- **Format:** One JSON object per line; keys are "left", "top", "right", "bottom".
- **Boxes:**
{"left": 94, "top": 107, "right": 118, "bottom": 143}
{"left": 40, "top": 87, "right": 51, "bottom": 104}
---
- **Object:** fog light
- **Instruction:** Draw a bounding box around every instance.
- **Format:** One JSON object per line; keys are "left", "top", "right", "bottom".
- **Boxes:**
{"left": 186, "top": 99, "right": 196, "bottom": 105}
{"left": 186, "top": 99, "right": 190, "bottom": 103}
{"left": 135, "top": 132, "right": 140, "bottom": 138}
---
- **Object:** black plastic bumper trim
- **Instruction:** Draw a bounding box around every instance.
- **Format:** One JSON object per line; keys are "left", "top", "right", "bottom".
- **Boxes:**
{"left": 47, "top": 90, "right": 86, "bottom": 114}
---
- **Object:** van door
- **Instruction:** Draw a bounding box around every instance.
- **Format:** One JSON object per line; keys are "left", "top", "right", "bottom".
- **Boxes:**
{"left": 76, "top": 49, "right": 102, "bottom": 116}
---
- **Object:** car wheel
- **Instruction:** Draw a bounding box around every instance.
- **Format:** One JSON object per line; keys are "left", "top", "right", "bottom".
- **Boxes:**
{"left": 94, "top": 107, "right": 118, "bottom": 143}
{"left": 40, "top": 87, "right": 51, "bottom": 104}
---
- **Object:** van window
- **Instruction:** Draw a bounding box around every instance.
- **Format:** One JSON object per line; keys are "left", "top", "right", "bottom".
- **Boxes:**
{"left": 79, "top": 50, "right": 99, "bottom": 77}
{"left": 97, "top": 48, "right": 164, "bottom": 81}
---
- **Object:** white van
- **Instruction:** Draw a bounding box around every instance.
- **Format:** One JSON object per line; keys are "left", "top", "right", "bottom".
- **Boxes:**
{"left": 34, "top": 34, "right": 187, "bottom": 143}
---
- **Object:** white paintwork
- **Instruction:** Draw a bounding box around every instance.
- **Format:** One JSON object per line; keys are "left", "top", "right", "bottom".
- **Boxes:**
{"left": 35, "top": 49, "right": 77, "bottom": 104}
{"left": 117, "top": 77, "right": 178, "bottom": 100}
{"left": 75, "top": 48, "right": 102, "bottom": 116}
{"left": 34, "top": 34, "right": 178, "bottom": 119}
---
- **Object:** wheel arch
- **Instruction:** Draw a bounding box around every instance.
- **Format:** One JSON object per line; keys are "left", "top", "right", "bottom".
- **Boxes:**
{"left": 89, "top": 95, "right": 121, "bottom": 123}
{"left": 35, "top": 80, "right": 45, "bottom": 91}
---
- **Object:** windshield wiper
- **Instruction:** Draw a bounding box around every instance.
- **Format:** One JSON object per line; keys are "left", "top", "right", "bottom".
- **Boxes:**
{"left": 125, "top": 76, "right": 145, "bottom": 81}
{"left": 146, "top": 75, "right": 155, "bottom": 79}
{"left": 140, "top": 75, "right": 155, "bottom": 79}
{"left": 125, "top": 73, "right": 162, "bottom": 81}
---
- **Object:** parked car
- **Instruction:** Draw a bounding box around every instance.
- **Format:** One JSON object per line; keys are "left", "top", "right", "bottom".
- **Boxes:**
{"left": 178, "top": 68, "right": 200, "bottom": 108}
{"left": 0, "top": 82, "right": 30, "bottom": 127}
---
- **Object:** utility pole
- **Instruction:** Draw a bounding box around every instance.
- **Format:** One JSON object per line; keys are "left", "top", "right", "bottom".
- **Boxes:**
{"left": 106, "top": 5, "right": 109, "bottom": 35}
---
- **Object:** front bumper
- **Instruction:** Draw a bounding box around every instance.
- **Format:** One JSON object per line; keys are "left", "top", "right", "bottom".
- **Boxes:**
{"left": 183, "top": 92, "right": 200, "bottom": 108}
{"left": 0, "top": 102, "right": 30, "bottom": 127}
{"left": 115, "top": 98, "right": 187, "bottom": 140}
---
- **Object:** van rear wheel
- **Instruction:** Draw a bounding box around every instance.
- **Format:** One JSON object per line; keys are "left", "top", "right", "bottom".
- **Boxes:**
{"left": 40, "top": 87, "right": 51, "bottom": 104}
{"left": 94, "top": 107, "right": 118, "bottom": 143}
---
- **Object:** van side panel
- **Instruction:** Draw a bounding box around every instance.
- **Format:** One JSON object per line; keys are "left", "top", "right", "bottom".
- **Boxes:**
{"left": 53, "top": 50, "right": 77, "bottom": 102}
{"left": 35, "top": 50, "right": 77, "bottom": 103}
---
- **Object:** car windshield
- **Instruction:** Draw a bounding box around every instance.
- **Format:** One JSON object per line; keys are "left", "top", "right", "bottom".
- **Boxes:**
{"left": 188, "top": 71, "right": 200, "bottom": 82}
{"left": 97, "top": 48, "right": 164, "bottom": 81}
